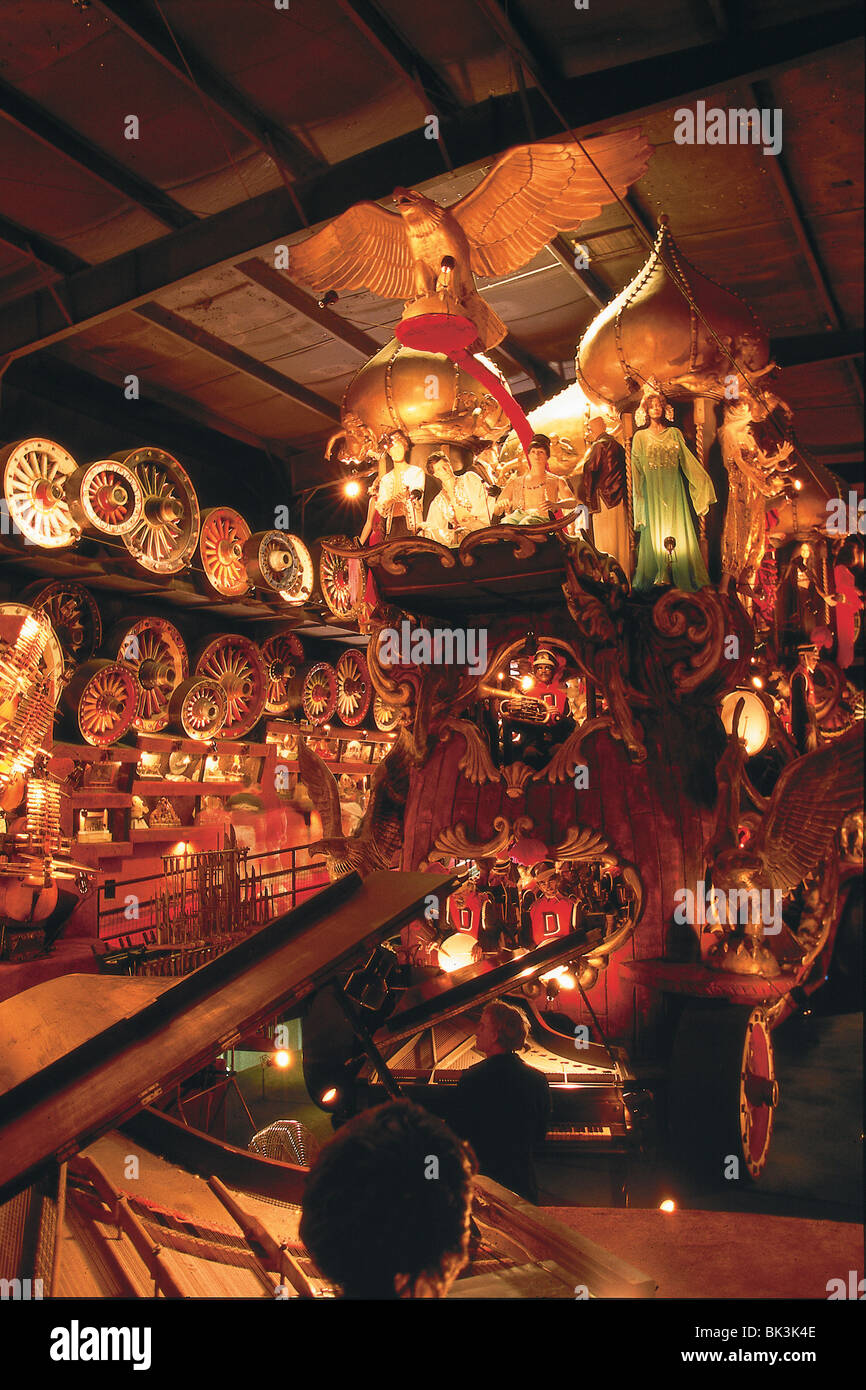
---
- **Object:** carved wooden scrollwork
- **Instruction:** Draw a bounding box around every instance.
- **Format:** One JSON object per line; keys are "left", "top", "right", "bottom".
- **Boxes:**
{"left": 439, "top": 717, "right": 500, "bottom": 785}
{"left": 432, "top": 814, "right": 533, "bottom": 862}
{"left": 650, "top": 588, "right": 753, "bottom": 697}
{"left": 535, "top": 716, "right": 615, "bottom": 785}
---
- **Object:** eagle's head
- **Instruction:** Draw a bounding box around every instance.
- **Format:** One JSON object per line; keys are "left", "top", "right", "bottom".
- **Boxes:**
{"left": 393, "top": 188, "right": 443, "bottom": 225}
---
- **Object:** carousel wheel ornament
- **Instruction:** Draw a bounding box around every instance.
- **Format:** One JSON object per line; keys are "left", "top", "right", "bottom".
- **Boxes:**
{"left": 0, "top": 606, "right": 62, "bottom": 788}
{"left": 168, "top": 678, "right": 228, "bottom": 740}
{"left": 62, "top": 659, "right": 140, "bottom": 746}
{"left": 115, "top": 617, "right": 189, "bottom": 733}
{"left": 1, "top": 438, "right": 80, "bottom": 548}
{"left": 18, "top": 582, "right": 102, "bottom": 676}
{"left": 65, "top": 460, "right": 144, "bottom": 537}
{"left": 115, "top": 447, "right": 200, "bottom": 574}
{"left": 320, "top": 542, "right": 366, "bottom": 620}
{"left": 199, "top": 507, "right": 253, "bottom": 598}
{"left": 335, "top": 650, "right": 372, "bottom": 727}
{"left": 301, "top": 662, "right": 338, "bottom": 726}
{"left": 194, "top": 634, "right": 267, "bottom": 739}
{"left": 260, "top": 631, "right": 305, "bottom": 715}
{"left": 668, "top": 1003, "right": 779, "bottom": 1183}
{"left": 372, "top": 693, "right": 401, "bottom": 733}
{"left": 244, "top": 531, "right": 314, "bottom": 603}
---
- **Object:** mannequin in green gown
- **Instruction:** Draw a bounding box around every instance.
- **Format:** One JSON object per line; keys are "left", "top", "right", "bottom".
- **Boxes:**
{"left": 631, "top": 389, "right": 716, "bottom": 591}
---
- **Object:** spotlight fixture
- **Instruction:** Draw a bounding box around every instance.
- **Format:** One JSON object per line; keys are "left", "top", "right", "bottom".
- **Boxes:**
{"left": 318, "top": 289, "right": 339, "bottom": 309}
{"left": 344, "top": 479, "right": 362, "bottom": 498}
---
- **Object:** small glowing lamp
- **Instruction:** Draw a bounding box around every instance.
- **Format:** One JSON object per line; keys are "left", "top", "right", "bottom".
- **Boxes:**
{"left": 793, "top": 479, "right": 803, "bottom": 492}
{"left": 320, "top": 1087, "right": 338, "bottom": 1105}
{"left": 520, "top": 675, "right": 534, "bottom": 691}
{"left": 438, "top": 931, "right": 477, "bottom": 972}
{"left": 720, "top": 689, "right": 770, "bottom": 756}
{"left": 752, "top": 676, "right": 763, "bottom": 689}
{"left": 273, "top": 1049, "right": 290, "bottom": 1068}
{"left": 344, "top": 479, "right": 361, "bottom": 498}
{"left": 659, "top": 1199, "right": 676, "bottom": 1212}
{"left": 558, "top": 972, "right": 576, "bottom": 990}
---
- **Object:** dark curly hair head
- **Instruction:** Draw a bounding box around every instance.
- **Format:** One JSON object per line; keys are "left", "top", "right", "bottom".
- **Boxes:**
{"left": 299, "top": 1101, "right": 475, "bottom": 1299}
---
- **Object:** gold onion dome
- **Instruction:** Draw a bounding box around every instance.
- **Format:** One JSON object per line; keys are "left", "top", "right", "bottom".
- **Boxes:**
{"left": 575, "top": 215, "right": 771, "bottom": 408}
{"left": 330, "top": 337, "right": 513, "bottom": 461}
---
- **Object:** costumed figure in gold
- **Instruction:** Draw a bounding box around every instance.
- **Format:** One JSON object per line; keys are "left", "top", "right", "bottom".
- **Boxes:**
{"left": 631, "top": 381, "right": 716, "bottom": 591}
{"left": 717, "top": 397, "right": 794, "bottom": 599}
{"left": 492, "top": 435, "right": 571, "bottom": 524}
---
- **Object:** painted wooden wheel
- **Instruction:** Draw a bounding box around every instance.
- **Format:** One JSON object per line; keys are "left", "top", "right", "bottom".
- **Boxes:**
{"left": 19, "top": 581, "right": 102, "bottom": 675}
{"left": 199, "top": 506, "right": 252, "bottom": 598}
{"left": 1, "top": 438, "right": 80, "bottom": 548}
{"left": 261, "top": 631, "right": 305, "bottom": 715}
{"left": 335, "top": 649, "right": 372, "bottom": 726}
{"left": 168, "top": 677, "right": 228, "bottom": 740}
{"left": 62, "top": 659, "right": 139, "bottom": 746}
{"left": 668, "top": 1003, "right": 779, "bottom": 1183}
{"left": 245, "top": 530, "right": 314, "bottom": 603}
{"left": 116, "top": 447, "right": 200, "bottom": 574}
{"left": 301, "top": 662, "right": 338, "bottom": 726}
{"left": 115, "top": 617, "right": 189, "bottom": 733}
{"left": 373, "top": 693, "right": 401, "bottom": 733}
{"left": 195, "top": 634, "right": 266, "bottom": 738}
{"left": 65, "top": 460, "right": 144, "bottom": 536}
{"left": 320, "top": 543, "right": 366, "bottom": 619}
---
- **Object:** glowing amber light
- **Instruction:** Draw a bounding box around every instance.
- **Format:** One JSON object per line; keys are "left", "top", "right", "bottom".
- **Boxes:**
{"left": 520, "top": 675, "right": 534, "bottom": 691}
{"left": 438, "top": 931, "right": 476, "bottom": 973}
{"left": 273, "top": 1049, "right": 290, "bottom": 1068}
{"left": 321, "top": 1087, "right": 338, "bottom": 1105}
{"left": 659, "top": 1199, "right": 676, "bottom": 1212}
{"left": 720, "top": 689, "right": 770, "bottom": 756}
{"left": 558, "top": 972, "right": 576, "bottom": 990}
{"left": 344, "top": 479, "right": 361, "bottom": 498}
{"left": 793, "top": 479, "right": 803, "bottom": 491}
{"left": 752, "top": 676, "right": 763, "bottom": 689}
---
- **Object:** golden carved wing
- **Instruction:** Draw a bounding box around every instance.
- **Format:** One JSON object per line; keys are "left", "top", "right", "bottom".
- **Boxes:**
{"left": 297, "top": 738, "right": 342, "bottom": 839}
{"left": 453, "top": 131, "right": 652, "bottom": 278}
{"left": 289, "top": 202, "right": 415, "bottom": 299}
{"left": 753, "top": 723, "right": 864, "bottom": 893}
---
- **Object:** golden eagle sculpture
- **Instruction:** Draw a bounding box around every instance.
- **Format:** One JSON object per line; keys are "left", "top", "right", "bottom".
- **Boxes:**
{"left": 298, "top": 734, "right": 410, "bottom": 878}
{"left": 708, "top": 720, "right": 864, "bottom": 897}
{"left": 289, "top": 133, "right": 652, "bottom": 349}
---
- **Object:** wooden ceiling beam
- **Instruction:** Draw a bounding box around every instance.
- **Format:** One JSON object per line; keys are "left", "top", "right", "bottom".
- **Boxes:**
{"left": 0, "top": 215, "right": 89, "bottom": 278}
{"left": 0, "top": 76, "right": 196, "bottom": 231}
{"left": 0, "top": 5, "right": 861, "bottom": 362}
{"left": 134, "top": 302, "right": 341, "bottom": 424}
{"left": 235, "top": 258, "right": 382, "bottom": 359}
{"left": 89, "top": 0, "right": 322, "bottom": 180}
{"left": 333, "top": 0, "right": 463, "bottom": 117}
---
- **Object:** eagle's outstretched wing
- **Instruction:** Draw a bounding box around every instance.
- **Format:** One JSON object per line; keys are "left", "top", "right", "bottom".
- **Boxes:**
{"left": 289, "top": 201, "right": 414, "bottom": 299}
{"left": 752, "top": 723, "right": 864, "bottom": 893}
{"left": 453, "top": 131, "right": 652, "bottom": 278}
{"left": 297, "top": 738, "right": 342, "bottom": 837}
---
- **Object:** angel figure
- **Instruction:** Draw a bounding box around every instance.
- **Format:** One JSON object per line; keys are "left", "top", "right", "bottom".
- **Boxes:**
{"left": 631, "top": 381, "right": 716, "bottom": 591}
{"left": 289, "top": 134, "right": 651, "bottom": 350}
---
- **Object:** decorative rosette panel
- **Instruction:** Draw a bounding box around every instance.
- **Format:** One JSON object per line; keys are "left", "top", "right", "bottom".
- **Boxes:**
{"left": 301, "top": 662, "right": 338, "bottom": 726}
{"left": 199, "top": 507, "right": 252, "bottom": 598}
{"left": 1, "top": 438, "right": 80, "bottom": 548}
{"left": 116, "top": 447, "right": 200, "bottom": 574}
{"left": 372, "top": 693, "right": 401, "bottom": 733}
{"left": 63, "top": 660, "right": 140, "bottom": 746}
{"left": 194, "top": 634, "right": 267, "bottom": 739}
{"left": 65, "top": 460, "right": 144, "bottom": 536}
{"left": 244, "top": 531, "right": 314, "bottom": 603}
{"left": 116, "top": 616, "right": 189, "bottom": 733}
{"left": 20, "top": 581, "right": 102, "bottom": 677}
{"left": 168, "top": 677, "right": 228, "bottom": 740}
{"left": 260, "top": 631, "right": 305, "bottom": 715}
{"left": 320, "top": 543, "right": 366, "bottom": 619}
{"left": 335, "top": 649, "right": 372, "bottom": 727}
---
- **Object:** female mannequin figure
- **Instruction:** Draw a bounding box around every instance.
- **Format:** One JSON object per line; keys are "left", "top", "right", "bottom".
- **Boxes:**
{"left": 421, "top": 451, "right": 491, "bottom": 546}
{"left": 631, "top": 381, "right": 716, "bottom": 591}
{"left": 492, "top": 434, "right": 569, "bottom": 524}
{"left": 359, "top": 430, "right": 419, "bottom": 544}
